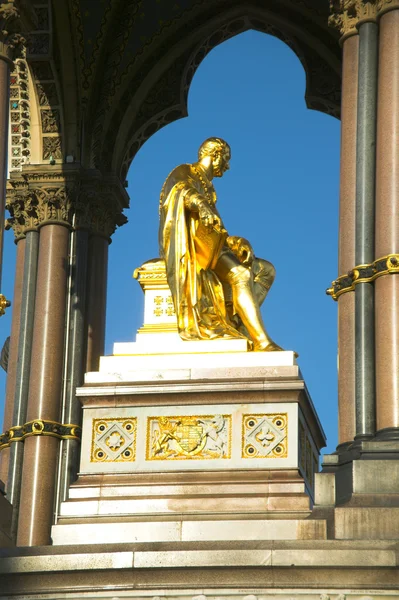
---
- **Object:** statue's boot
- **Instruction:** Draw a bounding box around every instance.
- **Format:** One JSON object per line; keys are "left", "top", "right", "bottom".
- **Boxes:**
{"left": 226, "top": 265, "right": 283, "bottom": 352}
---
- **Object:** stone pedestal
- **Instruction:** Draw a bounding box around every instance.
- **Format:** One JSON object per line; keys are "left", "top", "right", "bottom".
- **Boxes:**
{"left": 0, "top": 480, "right": 12, "bottom": 547}
{"left": 53, "top": 338, "right": 326, "bottom": 546}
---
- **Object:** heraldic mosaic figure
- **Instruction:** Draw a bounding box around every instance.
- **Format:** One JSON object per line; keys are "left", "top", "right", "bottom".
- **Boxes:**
{"left": 159, "top": 137, "right": 282, "bottom": 352}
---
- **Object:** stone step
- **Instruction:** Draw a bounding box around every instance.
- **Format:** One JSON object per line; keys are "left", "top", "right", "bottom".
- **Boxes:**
{"left": 68, "top": 480, "right": 307, "bottom": 499}
{"left": 335, "top": 506, "right": 399, "bottom": 539}
{"left": 59, "top": 493, "right": 311, "bottom": 518}
{"left": 51, "top": 518, "right": 327, "bottom": 545}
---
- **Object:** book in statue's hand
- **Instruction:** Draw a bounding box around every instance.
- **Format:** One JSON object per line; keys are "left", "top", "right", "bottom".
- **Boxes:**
{"left": 194, "top": 220, "right": 228, "bottom": 270}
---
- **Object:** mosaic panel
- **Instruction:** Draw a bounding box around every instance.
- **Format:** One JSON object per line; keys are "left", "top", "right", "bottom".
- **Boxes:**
{"left": 146, "top": 414, "right": 231, "bottom": 460}
{"left": 242, "top": 413, "right": 288, "bottom": 458}
{"left": 91, "top": 418, "right": 137, "bottom": 462}
{"left": 9, "top": 59, "right": 31, "bottom": 172}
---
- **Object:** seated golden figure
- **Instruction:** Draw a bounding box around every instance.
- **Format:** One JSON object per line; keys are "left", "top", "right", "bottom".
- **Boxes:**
{"left": 159, "top": 137, "right": 282, "bottom": 352}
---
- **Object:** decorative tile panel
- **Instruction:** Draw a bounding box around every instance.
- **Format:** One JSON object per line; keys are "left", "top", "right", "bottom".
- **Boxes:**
{"left": 242, "top": 413, "right": 288, "bottom": 458}
{"left": 146, "top": 414, "right": 231, "bottom": 460}
{"left": 9, "top": 59, "right": 31, "bottom": 172}
{"left": 91, "top": 418, "right": 137, "bottom": 462}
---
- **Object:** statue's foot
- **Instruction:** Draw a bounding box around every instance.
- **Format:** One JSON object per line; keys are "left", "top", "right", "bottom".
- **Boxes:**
{"left": 253, "top": 339, "right": 284, "bottom": 352}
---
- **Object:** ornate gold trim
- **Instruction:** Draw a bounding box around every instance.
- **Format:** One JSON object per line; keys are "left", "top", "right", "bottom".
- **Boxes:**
{"left": 0, "top": 294, "right": 11, "bottom": 316}
{"left": 0, "top": 419, "right": 81, "bottom": 452}
{"left": 327, "top": 254, "right": 399, "bottom": 300}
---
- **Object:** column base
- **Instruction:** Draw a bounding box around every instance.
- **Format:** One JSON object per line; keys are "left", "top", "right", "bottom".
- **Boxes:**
{"left": 375, "top": 426, "right": 399, "bottom": 441}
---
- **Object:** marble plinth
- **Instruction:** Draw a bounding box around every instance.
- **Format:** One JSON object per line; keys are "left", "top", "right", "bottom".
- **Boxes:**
{"left": 53, "top": 343, "right": 326, "bottom": 546}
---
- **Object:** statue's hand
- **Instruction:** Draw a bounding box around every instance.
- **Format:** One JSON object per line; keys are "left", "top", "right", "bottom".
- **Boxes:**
{"left": 227, "top": 236, "right": 254, "bottom": 265}
{"left": 198, "top": 202, "right": 221, "bottom": 230}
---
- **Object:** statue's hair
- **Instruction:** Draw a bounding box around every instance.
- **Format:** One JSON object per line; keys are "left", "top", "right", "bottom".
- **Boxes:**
{"left": 198, "top": 137, "right": 230, "bottom": 160}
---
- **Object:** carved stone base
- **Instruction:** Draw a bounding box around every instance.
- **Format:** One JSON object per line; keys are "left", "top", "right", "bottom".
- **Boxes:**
{"left": 52, "top": 342, "right": 326, "bottom": 545}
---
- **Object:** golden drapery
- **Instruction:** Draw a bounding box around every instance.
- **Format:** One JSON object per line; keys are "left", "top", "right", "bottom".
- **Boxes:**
{"left": 159, "top": 164, "right": 245, "bottom": 341}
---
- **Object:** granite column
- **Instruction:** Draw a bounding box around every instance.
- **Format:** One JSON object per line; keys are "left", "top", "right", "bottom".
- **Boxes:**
{"left": 375, "top": 4, "right": 399, "bottom": 439}
{"left": 0, "top": 236, "right": 25, "bottom": 484}
{"left": 336, "top": 33, "right": 359, "bottom": 447}
{"left": 354, "top": 20, "right": 378, "bottom": 440}
{"left": 16, "top": 178, "right": 74, "bottom": 547}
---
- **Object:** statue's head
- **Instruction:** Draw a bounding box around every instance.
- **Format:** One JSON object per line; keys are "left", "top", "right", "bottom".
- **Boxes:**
{"left": 198, "top": 137, "right": 230, "bottom": 178}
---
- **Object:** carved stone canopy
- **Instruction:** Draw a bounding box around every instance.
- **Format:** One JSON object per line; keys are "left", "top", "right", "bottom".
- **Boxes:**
{"left": 39, "top": 0, "right": 341, "bottom": 179}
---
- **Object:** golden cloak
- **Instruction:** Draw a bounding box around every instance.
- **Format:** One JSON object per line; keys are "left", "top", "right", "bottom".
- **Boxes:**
{"left": 159, "top": 163, "right": 244, "bottom": 341}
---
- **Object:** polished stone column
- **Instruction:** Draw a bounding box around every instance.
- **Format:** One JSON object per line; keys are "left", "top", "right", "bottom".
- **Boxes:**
{"left": 0, "top": 237, "right": 25, "bottom": 484}
{"left": 7, "top": 230, "right": 39, "bottom": 539}
{"left": 337, "top": 35, "right": 359, "bottom": 447}
{"left": 354, "top": 21, "right": 378, "bottom": 440}
{"left": 375, "top": 7, "right": 399, "bottom": 437}
{"left": 17, "top": 223, "right": 70, "bottom": 546}
{"left": 57, "top": 229, "right": 88, "bottom": 504}
{"left": 86, "top": 235, "right": 109, "bottom": 372}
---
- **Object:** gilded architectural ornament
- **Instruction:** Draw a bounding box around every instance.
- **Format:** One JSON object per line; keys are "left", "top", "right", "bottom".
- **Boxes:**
{"left": 242, "top": 414, "right": 288, "bottom": 459}
{"left": 147, "top": 415, "right": 231, "bottom": 460}
{"left": 329, "top": 0, "right": 378, "bottom": 39}
{"left": 91, "top": 418, "right": 137, "bottom": 462}
{"left": 327, "top": 254, "right": 399, "bottom": 300}
{"left": 0, "top": 419, "right": 81, "bottom": 452}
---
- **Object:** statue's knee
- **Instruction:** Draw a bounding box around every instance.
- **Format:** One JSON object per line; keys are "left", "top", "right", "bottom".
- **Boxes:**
{"left": 227, "top": 264, "right": 251, "bottom": 285}
{"left": 254, "top": 259, "right": 275, "bottom": 286}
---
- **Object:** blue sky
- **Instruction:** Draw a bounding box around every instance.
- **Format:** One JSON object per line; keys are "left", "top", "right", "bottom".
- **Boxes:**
{"left": 0, "top": 30, "right": 340, "bottom": 455}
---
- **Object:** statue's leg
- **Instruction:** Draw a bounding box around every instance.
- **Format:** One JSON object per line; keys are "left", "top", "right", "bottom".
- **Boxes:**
{"left": 215, "top": 252, "right": 282, "bottom": 352}
{"left": 252, "top": 258, "right": 276, "bottom": 307}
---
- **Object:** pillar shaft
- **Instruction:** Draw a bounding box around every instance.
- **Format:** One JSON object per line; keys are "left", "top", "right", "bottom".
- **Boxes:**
{"left": 17, "top": 224, "right": 70, "bottom": 546}
{"left": 7, "top": 230, "right": 39, "bottom": 539}
{"left": 375, "top": 8, "right": 399, "bottom": 435}
{"left": 0, "top": 238, "right": 25, "bottom": 484}
{"left": 337, "top": 35, "right": 359, "bottom": 446}
{"left": 86, "top": 236, "right": 109, "bottom": 372}
{"left": 354, "top": 22, "right": 378, "bottom": 439}
{"left": 57, "top": 229, "right": 88, "bottom": 505}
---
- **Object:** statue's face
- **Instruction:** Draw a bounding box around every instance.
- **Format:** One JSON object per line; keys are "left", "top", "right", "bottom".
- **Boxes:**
{"left": 212, "top": 145, "right": 230, "bottom": 177}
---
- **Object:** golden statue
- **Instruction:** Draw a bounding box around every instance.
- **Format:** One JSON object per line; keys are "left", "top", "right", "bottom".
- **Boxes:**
{"left": 159, "top": 137, "right": 282, "bottom": 352}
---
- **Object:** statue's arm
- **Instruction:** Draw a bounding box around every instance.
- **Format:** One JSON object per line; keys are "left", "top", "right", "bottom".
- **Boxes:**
{"left": 183, "top": 187, "right": 222, "bottom": 229}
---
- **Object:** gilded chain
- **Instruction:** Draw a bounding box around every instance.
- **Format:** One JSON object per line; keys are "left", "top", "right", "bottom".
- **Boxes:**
{"left": 0, "top": 419, "right": 81, "bottom": 452}
{"left": 327, "top": 253, "right": 399, "bottom": 300}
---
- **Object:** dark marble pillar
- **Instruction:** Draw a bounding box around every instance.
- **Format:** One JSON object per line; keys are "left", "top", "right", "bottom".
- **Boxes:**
{"left": 86, "top": 235, "right": 109, "bottom": 372}
{"left": 7, "top": 230, "right": 39, "bottom": 539}
{"left": 0, "top": 237, "right": 25, "bottom": 485}
{"left": 354, "top": 21, "right": 378, "bottom": 440}
{"left": 57, "top": 229, "right": 88, "bottom": 504}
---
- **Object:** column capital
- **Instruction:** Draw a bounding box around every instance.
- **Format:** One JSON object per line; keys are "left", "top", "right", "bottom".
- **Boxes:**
{"left": 329, "top": 1, "right": 379, "bottom": 41}
{"left": 6, "top": 166, "right": 129, "bottom": 241}
{"left": 74, "top": 173, "right": 129, "bottom": 241}
{"left": 377, "top": 0, "right": 399, "bottom": 17}
{"left": 0, "top": 1, "right": 36, "bottom": 63}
